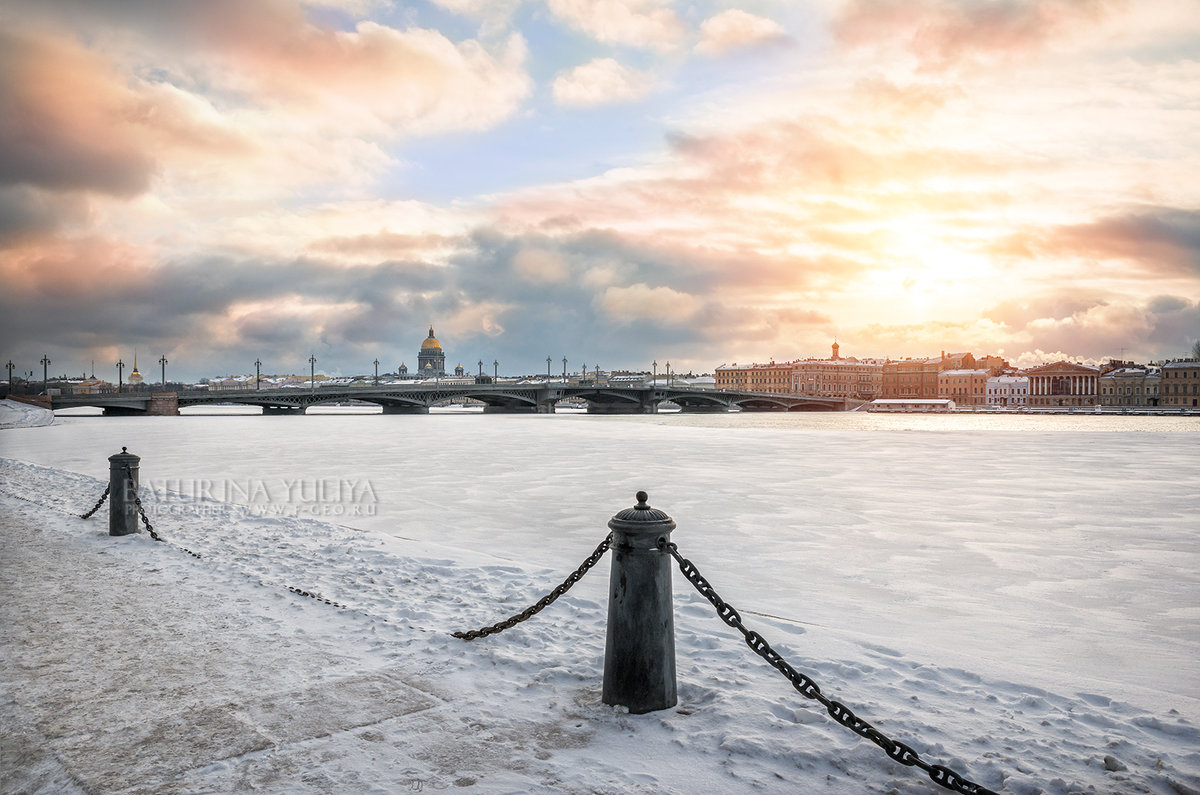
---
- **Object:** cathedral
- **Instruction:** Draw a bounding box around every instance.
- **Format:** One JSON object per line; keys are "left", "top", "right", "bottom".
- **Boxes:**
{"left": 401, "top": 326, "right": 445, "bottom": 378}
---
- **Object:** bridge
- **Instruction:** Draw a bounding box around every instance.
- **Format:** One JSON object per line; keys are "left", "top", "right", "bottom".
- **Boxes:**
{"left": 44, "top": 383, "right": 843, "bottom": 415}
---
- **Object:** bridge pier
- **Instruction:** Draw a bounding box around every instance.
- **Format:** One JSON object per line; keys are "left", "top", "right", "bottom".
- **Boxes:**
{"left": 147, "top": 392, "right": 179, "bottom": 416}
{"left": 381, "top": 404, "right": 429, "bottom": 414}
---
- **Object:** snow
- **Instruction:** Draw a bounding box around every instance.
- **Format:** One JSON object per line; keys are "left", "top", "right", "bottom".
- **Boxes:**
{"left": 2, "top": 412, "right": 1199, "bottom": 794}
{"left": 0, "top": 397, "right": 54, "bottom": 429}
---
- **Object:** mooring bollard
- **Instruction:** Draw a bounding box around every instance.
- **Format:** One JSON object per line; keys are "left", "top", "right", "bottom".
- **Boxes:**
{"left": 602, "top": 491, "right": 677, "bottom": 714}
{"left": 108, "top": 447, "right": 140, "bottom": 536}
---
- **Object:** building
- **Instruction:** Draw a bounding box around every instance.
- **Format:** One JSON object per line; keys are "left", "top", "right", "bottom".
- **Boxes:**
{"left": 1023, "top": 361, "right": 1100, "bottom": 408}
{"left": 792, "top": 343, "right": 883, "bottom": 401}
{"left": 975, "top": 355, "right": 1011, "bottom": 374}
{"left": 714, "top": 361, "right": 793, "bottom": 393}
{"left": 881, "top": 357, "right": 943, "bottom": 399}
{"left": 867, "top": 398, "right": 955, "bottom": 413}
{"left": 416, "top": 326, "right": 446, "bottom": 377}
{"left": 938, "top": 369, "right": 990, "bottom": 406}
{"left": 986, "top": 375, "right": 1028, "bottom": 407}
{"left": 1099, "top": 366, "right": 1161, "bottom": 407}
{"left": 1160, "top": 360, "right": 1200, "bottom": 408}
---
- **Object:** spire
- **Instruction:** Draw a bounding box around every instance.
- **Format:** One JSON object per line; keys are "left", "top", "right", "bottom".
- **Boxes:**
{"left": 428, "top": 325, "right": 435, "bottom": 338}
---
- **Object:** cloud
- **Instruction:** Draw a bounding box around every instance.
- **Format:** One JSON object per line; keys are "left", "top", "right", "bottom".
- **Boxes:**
{"left": 0, "top": 186, "right": 89, "bottom": 245}
{"left": 547, "top": 0, "right": 685, "bottom": 50}
{"left": 596, "top": 283, "right": 701, "bottom": 324}
{"left": 0, "top": 29, "right": 158, "bottom": 196}
{"left": 552, "top": 58, "right": 655, "bottom": 106}
{"left": 0, "top": 5, "right": 531, "bottom": 205}
{"left": 695, "top": 10, "right": 788, "bottom": 56}
{"left": 512, "top": 246, "right": 570, "bottom": 283}
{"left": 834, "top": 0, "right": 1120, "bottom": 70}
{"left": 1042, "top": 208, "right": 1200, "bottom": 275}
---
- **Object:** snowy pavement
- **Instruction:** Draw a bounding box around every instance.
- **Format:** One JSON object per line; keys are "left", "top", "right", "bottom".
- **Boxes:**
{"left": 3, "top": 455, "right": 1200, "bottom": 794}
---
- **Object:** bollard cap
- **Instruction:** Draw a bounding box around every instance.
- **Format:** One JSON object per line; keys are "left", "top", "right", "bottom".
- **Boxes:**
{"left": 108, "top": 446, "right": 140, "bottom": 465}
{"left": 609, "top": 490, "right": 676, "bottom": 535}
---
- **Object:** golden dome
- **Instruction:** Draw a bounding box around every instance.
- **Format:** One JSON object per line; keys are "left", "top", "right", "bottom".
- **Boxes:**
{"left": 421, "top": 326, "right": 441, "bottom": 350}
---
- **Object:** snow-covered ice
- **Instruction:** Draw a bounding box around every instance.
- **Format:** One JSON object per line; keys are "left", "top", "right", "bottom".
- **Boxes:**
{"left": 0, "top": 398, "right": 54, "bottom": 429}
{"left": 1, "top": 411, "right": 1198, "bottom": 793}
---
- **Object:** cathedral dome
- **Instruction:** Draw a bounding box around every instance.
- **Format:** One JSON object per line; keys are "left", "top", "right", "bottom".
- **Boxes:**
{"left": 421, "top": 326, "right": 442, "bottom": 350}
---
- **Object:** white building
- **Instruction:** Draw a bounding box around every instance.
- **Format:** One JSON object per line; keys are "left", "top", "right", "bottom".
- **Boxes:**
{"left": 987, "top": 375, "right": 1029, "bottom": 407}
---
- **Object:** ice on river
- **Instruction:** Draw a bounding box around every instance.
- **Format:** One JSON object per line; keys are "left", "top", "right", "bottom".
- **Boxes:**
{"left": 1, "top": 410, "right": 1198, "bottom": 793}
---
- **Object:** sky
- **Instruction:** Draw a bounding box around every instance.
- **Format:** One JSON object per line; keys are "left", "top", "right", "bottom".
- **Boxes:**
{"left": 1, "top": 0, "right": 1199, "bottom": 382}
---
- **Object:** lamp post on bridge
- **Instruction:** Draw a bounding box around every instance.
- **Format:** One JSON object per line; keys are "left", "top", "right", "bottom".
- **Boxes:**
{"left": 493, "top": 360, "right": 498, "bottom": 380}
{"left": 308, "top": 354, "right": 316, "bottom": 395}
{"left": 373, "top": 358, "right": 380, "bottom": 385}
{"left": 116, "top": 359, "right": 124, "bottom": 393}
{"left": 40, "top": 355, "right": 50, "bottom": 394}
{"left": 5, "top": 360, "right": 13, "bottom": 393}
{"left": 478, "top": 360, "right": 483, "bottom": 378}
{"left": 652, "top": 359, "right": 657, "bottom": 387}
{"left": 158, "top": 355, "right": 168, "bottom": 387}
{"left": 254, "top": 359, "right": 262, "bottom": 389}
{"left": 562, "top": 356, "right": 567, "bottom": 379}
{"left": 666, "top": 361, "right": 671, "bottom": 386}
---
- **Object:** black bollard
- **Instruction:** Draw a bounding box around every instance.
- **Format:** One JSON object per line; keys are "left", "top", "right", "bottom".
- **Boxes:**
{"left": 602, "top": 491, "right": 677, "bottom": 714}
{"left": 108, "top": 447, "right": 140, "bottom": 536}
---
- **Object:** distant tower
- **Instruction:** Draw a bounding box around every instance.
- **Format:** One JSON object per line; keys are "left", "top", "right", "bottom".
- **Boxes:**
{"left": 454, "top": 363, "right": 464, "bottom": 376}
{"left": 128, "top": 351, "right": 144, "bottom": 385}
{"left": 831, "top": 340, "right": 840, "bottom": 361}
{"left": 417, "top": 326, "right": 446, "bottom": 376}
{"left": 398, "top": 362, "right": 408, "bottom": 376}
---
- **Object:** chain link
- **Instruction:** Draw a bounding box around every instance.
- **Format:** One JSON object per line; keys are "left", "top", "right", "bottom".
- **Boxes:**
{"left": 660, "top": 539, "right": 997, "bottom": 795}
{"left": 453, "top": 532, "right": 613, "bottom": 640}
{"left": 123, "top": 467, "right": 203, "bottom": 559}
{"left": 287, "top": 585, "right": 346, "bottom": 609}
{"left": 79, "top": 484, "right": 110, "bottom": 519}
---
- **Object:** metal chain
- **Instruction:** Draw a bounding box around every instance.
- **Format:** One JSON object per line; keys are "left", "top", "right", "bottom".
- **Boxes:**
{"left": 453, "top": 532, "right": 613, "bottom": 640}
{"left": 124, "top": 467, "right": 203, "bottom": 559}
{"left": 659, "top": 539, "right": 998, "bottom": 795}
{"left": 80, "top": 485, "right": 110, "bottom": 519}
{"left": 287, "top": 585, "right": 346, "bottom": 609}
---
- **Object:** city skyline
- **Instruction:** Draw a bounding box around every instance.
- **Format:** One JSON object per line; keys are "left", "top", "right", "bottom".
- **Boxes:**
{"left": 2, "top": 0, "right": 1199, "bottom": 382}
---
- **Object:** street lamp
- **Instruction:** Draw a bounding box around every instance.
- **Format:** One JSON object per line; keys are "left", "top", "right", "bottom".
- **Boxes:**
{"left": 562, "top": 356, "right": 567, "bottom": 379}
{"left": 666, "top": 361, "right": 671, "bottom": 386}
{"left": 493, "top": 360, "right": 498, "bottom": 380}
{"left": 116, "top": 359, "right": 124, "bottom": 393}
{"left": 5, "top": 360, "right": 13, "bottom": 392}
{"left": 478, "top": 360, "right": 484, "bottom": 377}
{"left": 255, "top": 359, "right": 262, "bottom": 390}
{"left": 547, "top": 356, "right": 552, "bottom": 381}
{"left": 653, "top": 359, "right": 657, "bottom": 387}
{"left": 158, "top": 354, "right": 168, "bottom": 387}
{"left": 40, "top": 354, "right": 50, "bottom": 394}
{"left": 373, "top": 358, "right": 380, "bottom": 385}
{"left": 308, "top": 354, "right": 317, "bottom": 394}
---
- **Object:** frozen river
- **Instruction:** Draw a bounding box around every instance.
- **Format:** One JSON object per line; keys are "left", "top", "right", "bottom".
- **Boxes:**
{"left": 3, "top": 409, "right": 1198, "bottom": 719}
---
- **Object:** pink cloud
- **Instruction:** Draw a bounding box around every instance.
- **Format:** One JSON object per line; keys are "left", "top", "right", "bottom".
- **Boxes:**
{"left": 835, "top": 0, "right": 1119, "bottom": 70}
